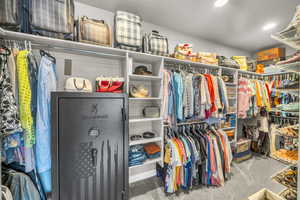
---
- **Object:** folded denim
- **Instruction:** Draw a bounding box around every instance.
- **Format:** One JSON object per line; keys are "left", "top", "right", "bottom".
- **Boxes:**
{"left": 147, "top": 152, "right": 161, "bottom": 159}
{"left": 129, "top": 152, "right": 145, "bottom": 159}
{"left": 129, "top": 154, "right": 147, "bottom": 163}
{"left": 129, "top": 161, "right": 144, "bottom": 167}
{"left": 129, "top": 145, "right": 144, "bottom": 153}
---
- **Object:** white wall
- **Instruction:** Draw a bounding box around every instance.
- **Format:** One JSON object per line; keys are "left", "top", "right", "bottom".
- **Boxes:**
{"left": 75, "top": 2, "right": 251, "bottom": 57}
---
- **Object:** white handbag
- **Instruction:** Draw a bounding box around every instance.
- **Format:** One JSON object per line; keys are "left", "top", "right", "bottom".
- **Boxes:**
{"left": 1, "top": 186, "right": 13, "bottom": 200}
{"left": 65, "top": 77, "right": 93, "bottom": 92}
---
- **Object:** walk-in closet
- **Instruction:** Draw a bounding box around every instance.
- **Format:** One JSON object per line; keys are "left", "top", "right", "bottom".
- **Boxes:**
{"left": 0, "top": 0, "right": 299, "bottom": 200}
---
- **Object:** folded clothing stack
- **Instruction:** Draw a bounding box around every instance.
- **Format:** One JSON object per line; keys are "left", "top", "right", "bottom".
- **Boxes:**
{"left": 197, "top": 52, "right": 218, "bottom": 65}
{"left": 129, "top": 145, "right": 147, "bottom": 167}
{"left": 144, "top": 143, "right": 161, "bottom": 159}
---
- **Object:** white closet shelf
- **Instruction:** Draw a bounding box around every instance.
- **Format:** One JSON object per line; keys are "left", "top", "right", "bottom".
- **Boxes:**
{"left": 226, "top": 112, "right": 236, "bottom": 115}
{"left": 274, "top": 62, "right": 300, "bottom": 73}
{"left": 225, "top": 83, "right": 237, "bottom": 86}
{"left": 228, "top": 97, "right": 237, "bottom": 100}
{"left": 129, "top": 157, "right": 162, "bottom": 169}
{"left": 0, "top": 28, "right": 127, "bottom": 58}
{"left": 1, "top": 28, "right": 275, "bottom": 76}
{"left": 271, "top": 88, "right": 299, "bottom": 95}
{"left": 269, "top": 109, "right": 299, "bottom": 115}
{"left": 222, "top": 127, "right": 235, "bottom": 131}
{"left": 128, "top": 51, "right": 163, "bottom": 63}
{"left": 129, "top": 169, "right": 157, "bottom": 184}
{"left": 271, "top": 34, "right": 300, "bottom": 51}
{"left": 129, "top": 116, "right": 162, "bottom": 123}
{"left": 129, "top": 97, "right": 161, "bottom": 100}
{"left": 129, "top": 137, "right": 162, "bottom": 146}
{"left": 238, "top": 70, "right": 262, "bottom": 76}
{"left": 129, "top": 74, "right": 162, "bottom": 81}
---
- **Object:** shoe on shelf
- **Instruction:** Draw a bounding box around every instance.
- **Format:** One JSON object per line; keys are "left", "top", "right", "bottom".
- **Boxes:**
{"left": 277, "top": 50, "right": 300, "bottom": 65}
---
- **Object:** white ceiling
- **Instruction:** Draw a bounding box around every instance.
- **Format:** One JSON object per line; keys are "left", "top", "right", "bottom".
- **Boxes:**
{"left": 77, "top": 0, "right": 299, "bottom": 53}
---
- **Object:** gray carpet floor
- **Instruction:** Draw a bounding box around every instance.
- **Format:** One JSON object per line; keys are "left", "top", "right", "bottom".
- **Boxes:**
{"left": 129, "top": 156, "right": 287, "bottom": 200}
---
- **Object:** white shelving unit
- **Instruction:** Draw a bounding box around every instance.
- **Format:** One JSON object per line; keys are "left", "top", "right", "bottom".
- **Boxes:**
{"left": 2, "top": 27, "right": 298, "bottom": 186}
{"left": 129, "top": 74, "right": 162, "bottom": 81}
{"left": 129, "top": 137, "right": 162, "bottom": 146}
{"left": 127, "top": 53, "right": 164, "bottom": 184}
{"left": 270, "top": 32, "right": 300, "bottom": 195}
{"left": 129, "top": 117, "right": 162, "bottom": 123}
{"left": 129, "top": 97, "right": 162, "bottom": 101}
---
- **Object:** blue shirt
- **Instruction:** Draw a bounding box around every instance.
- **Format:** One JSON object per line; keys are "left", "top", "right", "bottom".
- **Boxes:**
{"left": 174, "top": 72, "right": 183, "bottom": 121}
{"left": 36, "top": 56, "right": 57, "bottom": 192}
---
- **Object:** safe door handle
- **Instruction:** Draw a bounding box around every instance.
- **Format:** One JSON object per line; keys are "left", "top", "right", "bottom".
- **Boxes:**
{"left": 91, "top": 148, "right": 98, "bottom": 167}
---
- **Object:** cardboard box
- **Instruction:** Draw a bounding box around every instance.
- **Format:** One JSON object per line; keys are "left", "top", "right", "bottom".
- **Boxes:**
{"left": 248, "top": 188, "right": 285, "bottom": 200}
{"left": 256, "top": 48, "right": 286, "bottom": 62}
{"left": 234, "top": 152, "right": 252, "bottom": 163}
{"left": 236, "top": 139, "right": 251, "bottom": 153}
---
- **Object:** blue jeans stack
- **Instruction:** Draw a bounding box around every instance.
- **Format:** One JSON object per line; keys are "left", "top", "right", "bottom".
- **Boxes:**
{"left": 129, "top": 145, "right": 147, "bottom": 167}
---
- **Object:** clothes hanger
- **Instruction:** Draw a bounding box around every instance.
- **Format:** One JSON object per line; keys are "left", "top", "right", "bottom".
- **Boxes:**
{"left": 0, "top": 45, "right": 11, "bottom": 56}
{"left": 40, "top": 49, "right": 56, "bottom": 63}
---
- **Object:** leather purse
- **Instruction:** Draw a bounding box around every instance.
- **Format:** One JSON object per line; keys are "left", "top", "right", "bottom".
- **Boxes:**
{"left": 143, "top": 106, "right": 160, "bottom": 118}
{"left": 76, "top": 16, "right": 112, "bottom": 46}
{"left": 96, "top": 77, "right": 124, "bottom": 93}
{"left": 65, "top": 77, "right": 92, "bottom": 92}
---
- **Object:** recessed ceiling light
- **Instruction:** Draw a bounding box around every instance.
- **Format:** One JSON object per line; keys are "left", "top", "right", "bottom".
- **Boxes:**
{"left": 262, "top": 22, "right": 277, "bottom": 31}
{"left": 214, "top": 0, "right": 229, "bottom": 7}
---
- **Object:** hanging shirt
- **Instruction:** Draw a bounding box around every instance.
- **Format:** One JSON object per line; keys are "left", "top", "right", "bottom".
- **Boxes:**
{"left": 204, "top": 74, "right": 216, "bottom": 115}
{"left": 36, "top": 56, "right": 57, "bottom": 193}
{"left": 237, "top": 78, "right": 251, "bottom": 118}
{"left": 183, "top": 73, "right": 194, "bottom": 119}
{"left": 174, "top": 72, "right": 184, "bottom": 121}
{"left": 218, "top": 77, "right": 229, "bottom": 114}
{"left": 0, "top": 55, "right": 23, "bottom": 136}
{"left": 17, "top": 50, "right": 35, "bottom": 147}
{"left": 168, "top": 73, "right": 177, "bottom": 126}
{"left": 162, "top": 70, "right": 170, "bottom": 122}
{"left": 212, "top": 76, "right": 222, "bottom": 111}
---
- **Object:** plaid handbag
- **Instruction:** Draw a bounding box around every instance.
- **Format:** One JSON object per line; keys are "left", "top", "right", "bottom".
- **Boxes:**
{"left": 218, "top": 56, "right": 240, "bottom": 69}
{"left": 30, "top": 0, "right": 74, "bottom": 40}
{"left": 115, "top": 11, "right": 142, "bottom": 51}
{"left": 143, "top": 30, "right": 169, "bottom": 56}
{"left": 76, "top": 16, "right": 112, "bottom": 46}
{"left": 0, "top": 0, "right": 29, "bottom": 32}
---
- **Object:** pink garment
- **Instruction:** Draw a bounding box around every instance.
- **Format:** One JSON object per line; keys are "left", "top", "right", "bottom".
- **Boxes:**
{"left": 162, "top": 70, "right": 170, "bottom": 123}
{"left": 237, "top": 78, "right": 251, "bottom": 118}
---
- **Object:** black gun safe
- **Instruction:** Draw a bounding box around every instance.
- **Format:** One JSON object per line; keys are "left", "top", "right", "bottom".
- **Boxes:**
{"left": 51, "top": 92, "right": 128, "bottom": 200}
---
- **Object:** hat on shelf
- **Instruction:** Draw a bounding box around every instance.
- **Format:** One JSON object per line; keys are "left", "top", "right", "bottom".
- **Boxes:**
{"left": 134, "top": 65, "right": 152, "bottom": 75}
{"left": 130, "top": 85, "right": 149, "bottom": 98}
